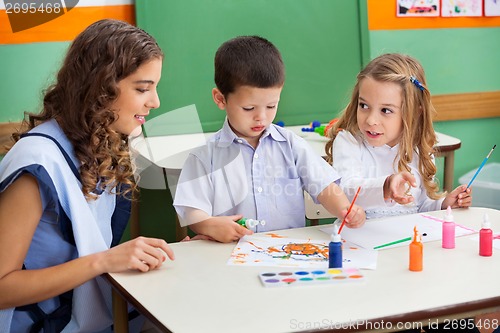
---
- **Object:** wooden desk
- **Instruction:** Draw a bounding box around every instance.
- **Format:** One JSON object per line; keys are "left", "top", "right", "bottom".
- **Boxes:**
{"left": 107, "top": 207, "right": 500, "bottom": 333}
{"left": 433, "top": 132, "right": 462, "bottom": 193}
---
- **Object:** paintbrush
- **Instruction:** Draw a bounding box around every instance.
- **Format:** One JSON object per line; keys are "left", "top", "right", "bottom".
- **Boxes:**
{"left": 467, "top": 144, "right": 496, "bottom": 189}
{"left": 338, "top": 186, "right": 361, "bottom": 233}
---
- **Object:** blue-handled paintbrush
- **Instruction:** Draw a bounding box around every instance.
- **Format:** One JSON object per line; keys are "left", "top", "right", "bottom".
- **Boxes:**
{"left": 467, "top": 144, "right": 496, "bottom": 189}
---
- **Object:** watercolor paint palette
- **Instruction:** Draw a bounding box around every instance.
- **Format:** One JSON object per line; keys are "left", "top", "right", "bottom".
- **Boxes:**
{"left": 259, "top": 268, "right": 365, "bottom": 288}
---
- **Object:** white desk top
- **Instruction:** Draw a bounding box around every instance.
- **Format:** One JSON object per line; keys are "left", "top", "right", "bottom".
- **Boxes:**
{"left": 129, "top": 125, "right": 461, "bottom": 173}
{"left": 107, "top": 207, "right": 500, "bottom": 333}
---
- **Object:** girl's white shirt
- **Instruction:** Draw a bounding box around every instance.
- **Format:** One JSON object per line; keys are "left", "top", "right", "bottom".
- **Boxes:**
{"left": 332, "top": 130, "right": 444, "bottom": 219}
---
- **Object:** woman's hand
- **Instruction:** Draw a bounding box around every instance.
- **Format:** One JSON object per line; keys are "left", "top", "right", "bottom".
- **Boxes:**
{"left": 99, "top": 237, "right": 175, "bottom": 273}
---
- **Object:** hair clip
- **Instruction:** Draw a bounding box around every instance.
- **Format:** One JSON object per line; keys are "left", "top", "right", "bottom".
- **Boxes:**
{"left": 410, "top": 76, "right": 425, "bottom": 91}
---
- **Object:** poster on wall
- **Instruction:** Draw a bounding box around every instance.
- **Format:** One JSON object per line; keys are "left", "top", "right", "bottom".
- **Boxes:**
{"left": 397, "top": 0, "right": 440, "bottom": 16}
{"left": 441, "top": 0, "right": 483, "bottom": 17}
{"left": 485, "top": 0, "right": 500, "bottom": 16}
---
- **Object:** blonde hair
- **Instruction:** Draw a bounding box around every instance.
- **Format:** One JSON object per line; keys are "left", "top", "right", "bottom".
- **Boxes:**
{"left": 326, "top": 53, "right": 443, "bottom": 200}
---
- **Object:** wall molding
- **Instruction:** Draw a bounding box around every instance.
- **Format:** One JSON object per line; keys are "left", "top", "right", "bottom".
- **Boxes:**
{"left": 432, "top": 91, "right": 500, "bottom": 122}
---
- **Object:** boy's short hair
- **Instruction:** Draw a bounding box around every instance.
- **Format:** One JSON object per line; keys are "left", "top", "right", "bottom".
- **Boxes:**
{"left": 214, "top": 36, "right": 285, "bottom": 96}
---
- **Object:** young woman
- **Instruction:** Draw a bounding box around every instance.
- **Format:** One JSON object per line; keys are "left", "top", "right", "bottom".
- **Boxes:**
{"left": 0, "top": 19, "right": 173, "bottom": 332}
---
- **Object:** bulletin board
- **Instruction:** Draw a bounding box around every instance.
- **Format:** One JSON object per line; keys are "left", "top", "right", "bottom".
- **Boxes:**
{"left": 368, "top": 0, "right": 500, "bottom": 30}
{"left": 136, "top": 0, "right": 368, "bottom": 132}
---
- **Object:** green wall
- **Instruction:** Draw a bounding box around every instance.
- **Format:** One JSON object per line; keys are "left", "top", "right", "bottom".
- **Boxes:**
{"left": 137, "top": 0, "right": 366, "bottom": 131}
{"left": 0, "top": 43, "right": 68, "bottom": 122}
{"left": 133, "top": 0, "right": 369, "bottom": 241}
{"left": 369, "top": 28, "right": 500, "bottom": 94}
{"left": 369, "top": 28, "right": 500, "bottom": 187}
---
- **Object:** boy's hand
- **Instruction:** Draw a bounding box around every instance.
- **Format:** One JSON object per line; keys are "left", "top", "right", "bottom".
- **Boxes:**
{"left": 342, "top": 204, "right": 366, "bottom": 229}
{"left": 181, "top": 234, "right": 214, "bottom": 242}
{"left": 442, "top": 185, "right": 472, "bottom": 209}
{"left": 198, "top": 215, "right": 253, "bottom": 243}
{"left": 385, "top": 171, "right": 417, "bottom": 205}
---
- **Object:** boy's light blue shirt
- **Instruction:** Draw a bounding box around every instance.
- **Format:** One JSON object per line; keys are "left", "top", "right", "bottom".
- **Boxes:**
{"left": 173, "top": 119, "right": 340, "bottom": 231}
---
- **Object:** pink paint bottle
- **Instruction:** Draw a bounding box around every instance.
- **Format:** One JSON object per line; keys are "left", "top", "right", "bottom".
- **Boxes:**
{"left": 442, "top": 206, "right": 455, "bottom": 249}
{"left": 479, "top": 213, "right": 493, "bottom": 257}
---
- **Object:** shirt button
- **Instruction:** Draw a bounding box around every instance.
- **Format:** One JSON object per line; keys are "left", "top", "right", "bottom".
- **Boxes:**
{"left": 237, "top": 139, "right": 243, "bottom": 144}
{"left": 254, "top": 153, "right": 259, "bottom": 159}
{"left": 257, "top": 187, "right": 263, "bottom": 193}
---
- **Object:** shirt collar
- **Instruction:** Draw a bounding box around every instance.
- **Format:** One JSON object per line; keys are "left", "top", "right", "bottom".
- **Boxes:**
{"left": 216, "top": 118, "right": 286, "bottom": 148}
{"left": 364, "top": 138, "right": 399, "bottom": 152}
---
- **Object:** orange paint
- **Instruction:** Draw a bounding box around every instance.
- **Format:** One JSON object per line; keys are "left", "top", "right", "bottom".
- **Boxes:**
{"left": 268, "top": 243, "right": 328, "bottom": 259}
{"left": 409, "top": 226, "right": 423, "bottom": 272}
{"left": 349, "top": 275, "right": 364, "bottom": 279}
{"left": 267, "top": 247, "right": 281, "bottom": 253}
{"left": 247, "top": 241, "right": 264, "bottom": 251}
{"left": 265, "top": 233, "right": 286, "bottom": 238}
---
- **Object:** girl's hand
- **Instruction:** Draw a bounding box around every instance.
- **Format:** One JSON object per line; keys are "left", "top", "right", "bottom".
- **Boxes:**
{"left": 100, "top": 237, "right": 175, "bottom": 273}
{"left": 342, "top": 204, "right": 366, "bottom": 229}
{"left": 442, "top": 185, "right": 472, "bottom": 209}
{"left": 385, "top": 171, "right": 417, "bottom": 205}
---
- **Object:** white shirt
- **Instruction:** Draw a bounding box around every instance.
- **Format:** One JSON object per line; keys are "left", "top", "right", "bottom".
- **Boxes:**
{"left": 332, "top": 130, "right": 444, "bottom": 219}
{"left": 173, "top": 120, "right": 340, "bottom": 231}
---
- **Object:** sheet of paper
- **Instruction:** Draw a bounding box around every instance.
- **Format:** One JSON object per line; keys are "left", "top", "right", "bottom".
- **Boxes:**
{"left": 227, "top": 233, "right": 378, "bottom": 270}
{"left": 321, "top": 213, "right": 477, "bottom": 250}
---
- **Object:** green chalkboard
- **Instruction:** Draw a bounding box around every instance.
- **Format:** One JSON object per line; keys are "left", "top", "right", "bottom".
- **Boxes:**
{"left": 136, "top": 0, "right": 367, "bottom": 132}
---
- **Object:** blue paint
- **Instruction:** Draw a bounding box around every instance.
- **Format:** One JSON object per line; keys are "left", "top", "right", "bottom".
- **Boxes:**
{"left": 329, "top": 225, "right": 342, "bottom": 268}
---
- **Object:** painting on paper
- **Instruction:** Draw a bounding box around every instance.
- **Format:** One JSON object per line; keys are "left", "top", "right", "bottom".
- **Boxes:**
{"left": 397, "top": 0, "right": 440, "bottom": 17}
{"left": 485, "top": 0, "right": 500, "bottom": 16}
{"left": 442, "top": 0, "right": 482, "bottom": 17}
{"left": 227, "top": 233, "right": 377, "bottom": 270}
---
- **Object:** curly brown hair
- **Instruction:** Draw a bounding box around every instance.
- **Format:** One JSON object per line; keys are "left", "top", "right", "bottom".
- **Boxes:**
{"left": 15, "top": 19, "right": 163, "bottom": 200}
{"left": 325, "top": 53, "right": 443, "bottom": 200}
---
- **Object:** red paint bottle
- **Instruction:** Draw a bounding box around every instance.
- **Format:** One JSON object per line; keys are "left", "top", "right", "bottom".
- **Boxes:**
{"left": 479, "top": 213, "right": 493, "bottom": 257}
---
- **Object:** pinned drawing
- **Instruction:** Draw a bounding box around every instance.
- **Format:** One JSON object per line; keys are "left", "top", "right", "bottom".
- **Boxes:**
{"left": 228, "top": 233, "right": 377, "bottom": 269}
{"left": 442, "top": 0, "right": 482, "bottom": 17}
{"left": 485, "top": 0, "right": 500, "bottom": 16}
{"left": 397, "top": 0, "right": 440, "bottom": 17}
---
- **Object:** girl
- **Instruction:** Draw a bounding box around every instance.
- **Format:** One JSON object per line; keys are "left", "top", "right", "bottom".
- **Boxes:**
{"left": 0, "top": 19, "right": 173, "bottom": 332}
{"left": 326, "top": 53, "right": 472, "bottom": 219}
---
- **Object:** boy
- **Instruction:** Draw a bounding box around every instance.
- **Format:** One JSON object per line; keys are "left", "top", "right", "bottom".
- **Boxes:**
{"left": 173, "top": 36, "right": 365, "bottom": 243}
